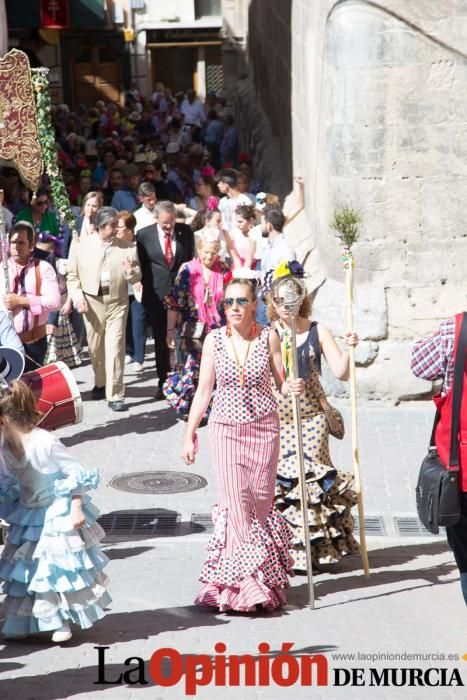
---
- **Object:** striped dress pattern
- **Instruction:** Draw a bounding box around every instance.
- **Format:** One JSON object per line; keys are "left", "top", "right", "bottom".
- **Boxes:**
{"left": 195, "top": 326, "right": 293, "bottom": 612}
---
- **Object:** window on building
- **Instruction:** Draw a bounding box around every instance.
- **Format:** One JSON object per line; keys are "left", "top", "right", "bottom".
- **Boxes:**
{"left": 194, "top": 0, "right": 221, "bottom": 18}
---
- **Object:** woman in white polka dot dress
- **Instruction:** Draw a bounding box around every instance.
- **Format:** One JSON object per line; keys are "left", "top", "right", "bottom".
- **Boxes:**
{"left": 268, "top": 272, "right": 360, "bottom": 572}
{"left": 0, "top": 381, "right": 110, "bottom": 642}
{"left": 182, "top": 276, "right": 304, "bottom": 612}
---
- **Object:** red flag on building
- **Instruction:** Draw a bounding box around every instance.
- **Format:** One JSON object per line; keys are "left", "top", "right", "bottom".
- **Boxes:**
{"left": 40, "top": 0, "right": 70, "bottom": 30}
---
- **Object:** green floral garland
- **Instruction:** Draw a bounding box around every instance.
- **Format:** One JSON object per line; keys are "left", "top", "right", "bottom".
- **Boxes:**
{"left": 31, "top": 68, "right": 77, "bottom": 238}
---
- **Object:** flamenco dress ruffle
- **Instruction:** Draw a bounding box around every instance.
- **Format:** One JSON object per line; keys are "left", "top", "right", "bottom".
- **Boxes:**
{"left": 0, "top": 468, "right": 110, "bottom": 636}
{"left": 275, "top": 448, "right": 360, "bottom": 568}
{"left": 275, "top": 388, "right": 360, "bottom": 570}
{"left": 195, "top": 505, "right": 293, "bottom": 612}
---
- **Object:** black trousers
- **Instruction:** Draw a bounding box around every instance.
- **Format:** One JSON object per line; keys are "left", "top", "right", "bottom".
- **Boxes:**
{"left": 23, "top": 336, "right": 47, "bottom": 373}
{"left": 446, "top": 492, "right": 467, "bottom": 606}
{"left": 146, "top": 298, "right": 170, "bottom": 388}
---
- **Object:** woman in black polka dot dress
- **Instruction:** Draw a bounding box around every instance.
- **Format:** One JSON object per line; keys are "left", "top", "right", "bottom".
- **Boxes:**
{"left": 268, "top": 276, "right": 360, "bottom": 572}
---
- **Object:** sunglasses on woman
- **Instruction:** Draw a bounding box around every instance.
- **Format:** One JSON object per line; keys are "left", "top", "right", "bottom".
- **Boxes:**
{"left": 223, "top": 297, "right": 250, "bottom": 308}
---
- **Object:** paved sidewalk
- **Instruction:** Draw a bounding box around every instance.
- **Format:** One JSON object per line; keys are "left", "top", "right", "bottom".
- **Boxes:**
{"left": 1, "top": 356, "right": 465, "bottom": 699}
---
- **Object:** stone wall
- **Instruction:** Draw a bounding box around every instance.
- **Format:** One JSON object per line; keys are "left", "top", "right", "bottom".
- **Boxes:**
{"left": 222, "top": 0, "right": 293, "bottom": 198}
{"left": 224, "top": 0, "right": 467, "bottom": 401}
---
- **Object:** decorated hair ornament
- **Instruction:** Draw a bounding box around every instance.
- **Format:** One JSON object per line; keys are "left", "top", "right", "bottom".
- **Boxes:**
{"left": 232, "top": 268, "right": 261, "bottom": 283}
{"left": 206, "top": 196, "right": 218, "bottom": 211}
{"left": 272, "top": 259, "right": 305, "bottom": 281}
{"left": 201, "top": 165, "right": 216, "bottom": 178}
{"left": 199, "top": 226, "right": 221, "bottom": 243}
{"left": 255, "top": 192, "right": 267, "bottom": 211}
{"left": 262, "top": 269, "right": 274, "bottom": 294}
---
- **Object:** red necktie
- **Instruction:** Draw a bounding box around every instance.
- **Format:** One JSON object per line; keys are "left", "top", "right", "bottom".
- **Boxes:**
{"left": 164, "top": 233, "right": 174, "bottom": 267}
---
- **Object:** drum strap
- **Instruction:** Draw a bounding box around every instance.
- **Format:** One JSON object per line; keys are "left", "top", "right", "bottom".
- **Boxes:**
{"left": 19, "top": 261, "right": 46, "bottom": 344}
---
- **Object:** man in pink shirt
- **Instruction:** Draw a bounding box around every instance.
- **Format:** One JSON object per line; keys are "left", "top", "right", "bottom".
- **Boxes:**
{"left": 1, "top": 221, "right": 60, "bottom": 371}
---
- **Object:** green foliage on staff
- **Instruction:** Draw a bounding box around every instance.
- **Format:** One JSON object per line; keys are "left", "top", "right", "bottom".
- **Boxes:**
{"left": 330, "top": 207, "right": 362, "bottom": 248}
{"left": 31, "top": 69, "right": 77, "bottom": 237}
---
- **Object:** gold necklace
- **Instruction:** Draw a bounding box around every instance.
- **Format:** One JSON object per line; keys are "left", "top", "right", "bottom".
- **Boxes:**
{"left": 230, "top": 326, "right": 254, "bottom": 387}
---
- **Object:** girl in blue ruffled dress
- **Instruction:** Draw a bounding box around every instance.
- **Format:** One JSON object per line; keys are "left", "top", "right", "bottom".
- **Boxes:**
{"left": 0, "top": 381, "right": 110, "bottom": 642}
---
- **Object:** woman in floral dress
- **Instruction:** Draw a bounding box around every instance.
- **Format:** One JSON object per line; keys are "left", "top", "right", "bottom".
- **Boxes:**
{"left": 163, "top": 232, "right": 226, "bottom": 418}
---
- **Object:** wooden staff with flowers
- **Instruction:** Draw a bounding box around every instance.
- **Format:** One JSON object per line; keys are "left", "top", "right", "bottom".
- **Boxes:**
{"left": 331, "top": 207, "right": 370, "bottom": 576}
{"left": 269, "top": 260, "right": 316, "bottom": 608}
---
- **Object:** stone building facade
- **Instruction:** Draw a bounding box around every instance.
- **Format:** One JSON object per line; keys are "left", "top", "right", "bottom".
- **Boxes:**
{"left": 222, "top": 0, "right": 467, "bottom": 401}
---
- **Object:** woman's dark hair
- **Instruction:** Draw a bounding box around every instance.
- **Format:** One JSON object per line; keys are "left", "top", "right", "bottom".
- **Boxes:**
{"left": 235, "top": 204, "right": 255, "bottom": 221}
{"left": 217, "top": 168, "right": 238, "bottom": 188}
{"left": 205, "top": 208, "right": 221, "bottom": 222}
{"left": 225, "top": 277, "right": 258, "bottom": 300}
{"left": 197, "top": 174, "right": 217, "bottom": 194}
{"left": 192, "top": 209, "right": 207, "bottom": 232}
{"left": 0, "top": 380, "right": 42, "bottom": 427}
{"left": 35, "top": 187, "right": 49, "bottom": 200}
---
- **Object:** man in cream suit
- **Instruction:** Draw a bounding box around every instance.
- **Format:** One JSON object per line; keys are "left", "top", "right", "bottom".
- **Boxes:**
{"left": 67, "top": 207, "right": 141, "bottom": 411}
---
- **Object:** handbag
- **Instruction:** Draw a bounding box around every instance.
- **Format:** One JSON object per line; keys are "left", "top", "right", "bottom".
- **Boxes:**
{"left": 179, "top": 320, "right": 205, "bottom": 340}
{"left": 179, "top": 320, "right": 206, "bottom": 352}
{"left": 415, "top": 313, "right": 467, "bottom": 534}
{"left": 319, "top": 393, "right": 345, "bottom": 440}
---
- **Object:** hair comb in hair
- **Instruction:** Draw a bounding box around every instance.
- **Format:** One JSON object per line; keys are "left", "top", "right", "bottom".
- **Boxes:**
{"left": 232, "top": 268, "right": 261, "bottom": 283}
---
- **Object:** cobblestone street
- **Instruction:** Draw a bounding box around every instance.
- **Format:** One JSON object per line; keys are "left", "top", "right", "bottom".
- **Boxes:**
{"left": 1, "top": 352, "right": 465, "bottom": 699}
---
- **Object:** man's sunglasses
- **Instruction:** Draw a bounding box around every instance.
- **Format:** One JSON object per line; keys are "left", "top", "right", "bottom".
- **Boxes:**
{"left": 224, "top": 297, "right": 250, "bottom": 308}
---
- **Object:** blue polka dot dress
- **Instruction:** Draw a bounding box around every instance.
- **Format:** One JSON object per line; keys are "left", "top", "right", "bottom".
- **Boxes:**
{"left": 0, "top": 428, "right": 110, "bottom": 637}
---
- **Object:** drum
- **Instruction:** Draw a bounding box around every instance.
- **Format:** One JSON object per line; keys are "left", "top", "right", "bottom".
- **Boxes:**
{"left": 21, "top": 361, "right": 83, "bottom": 431}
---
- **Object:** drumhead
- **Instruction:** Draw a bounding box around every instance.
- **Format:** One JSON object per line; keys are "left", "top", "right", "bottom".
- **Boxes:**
{"left": 53, "top": 361, "right": 83, "bottom": 424}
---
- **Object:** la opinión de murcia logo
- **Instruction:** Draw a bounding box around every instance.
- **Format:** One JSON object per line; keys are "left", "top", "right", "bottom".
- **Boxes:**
{"left": 94, "top": 645, "right": 464, "bottom": 694}
{"left": 95, "top": 643, "right": 327, "bottom": 693}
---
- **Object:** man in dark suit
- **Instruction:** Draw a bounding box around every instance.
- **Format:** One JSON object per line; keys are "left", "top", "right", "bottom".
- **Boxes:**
{"left": 137, "top": 200, "right": 194, "bottom": 399}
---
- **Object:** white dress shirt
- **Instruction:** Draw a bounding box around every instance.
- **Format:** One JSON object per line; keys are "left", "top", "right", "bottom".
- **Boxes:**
{"left": 180, "top": 99, "right": 207, "bottom": 127}
{"left": 134, "top": 204, "right": 157, "bottom": 233}
{"left": 157, "top": 225, "right": 176, "bottom": 257}
{"left": 219, "top": 193, "right": 253, "bottom": 232}
{"left": 261, "top": 234, "right": 296, "bottom": 275}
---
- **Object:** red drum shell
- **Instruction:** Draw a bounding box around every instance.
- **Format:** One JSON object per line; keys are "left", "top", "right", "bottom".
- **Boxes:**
{"left": 21, "top": 362, "right": 83, "bottom": 431}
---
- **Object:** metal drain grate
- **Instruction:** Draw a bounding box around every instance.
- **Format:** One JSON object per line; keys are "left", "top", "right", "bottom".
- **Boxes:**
{"left": 109, "top": 471, "right": 208, "bottom": 495}
{"left": 98, "top": 510, "right": 181, "bottom": 537}
{"left": 353, "top": 516, "right": 385, "bottom": 536}
{"left": 393, "top": 517, "right": 441, "bottom": 537}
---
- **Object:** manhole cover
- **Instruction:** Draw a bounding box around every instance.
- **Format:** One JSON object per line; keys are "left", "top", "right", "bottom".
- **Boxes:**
{"left": 109, "top": 471, "right": 208, "bottom": 494}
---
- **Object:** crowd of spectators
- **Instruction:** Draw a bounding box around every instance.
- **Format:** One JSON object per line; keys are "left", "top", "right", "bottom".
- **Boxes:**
{"left": 0, "top": 82, "right": 305, "bottom": 413}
